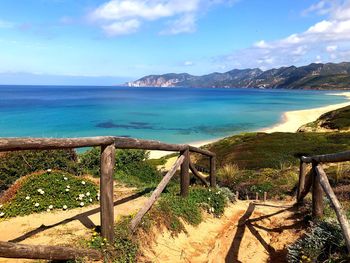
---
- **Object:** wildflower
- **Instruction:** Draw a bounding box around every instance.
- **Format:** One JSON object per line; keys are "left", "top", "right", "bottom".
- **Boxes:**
{"left": 65, "top": 189, "right": 70, "bottom": 192}
{"left": 78, "top": 196, "right": 83, "bottom": 200}
{"left": 89, "top": 198, "right": 93, "bottom": 202}
{"left": 47, "top": 169, "right": 52, "bottom": 173}
{"left": 208, "top": 189, "right": 211, "bottom": 192}
{"left": 63, "top": 177, "right": 68, "bottom": 181}
{"left": 25, "top": 196, "right": 30, "bottom": 200}
{"left": 80, "top": 202, "right": 84, "bottom": 207}
{"left": 0, "top": 204, "right": 2, "bottom": 208}
{"left": 86, "top": 192, "right": 90, "bottom": 196}
{"left": 97, "top": 196, "right": 100, "bottom": 201}
{"left": 47, "top": 209, "right": 51, "bottom": 212}
{"left": 79, "top": 194, "right": 85, "bottom": 198}
{"left": 37, "top": 189, "right": 44, "bottom": 195}
{"left": 48, "top": 205, "right": 53, "bottom": 209}
{"left": 63, "top": 205, "right": 68, "bottom": 210}
{"left": 66, "top": 185, "right": 70, "bottom": 189}
{"left": 208, "top": 197, "right": 211, "bottom": 201}
{"left": 81, "top": 181, "right": 86, "bottom": 185}
{"left": 210, "top": 207, "right": 215, "bottom": 212}
{"left": 0, "top": 212, "right": 4, "bottom": 217}
{"left": 34, "top": 203, "right": 40, "bottom": 207}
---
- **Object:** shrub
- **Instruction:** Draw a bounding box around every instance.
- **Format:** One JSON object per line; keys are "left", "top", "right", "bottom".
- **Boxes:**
{"left": 287, "top": 221, "right": 348, "bottom": 263}
{"left": 0, "top": 171, "right": 98, "bottom": 218}
{"left": 0, "top": 150, "right": 78, "bottom": 193}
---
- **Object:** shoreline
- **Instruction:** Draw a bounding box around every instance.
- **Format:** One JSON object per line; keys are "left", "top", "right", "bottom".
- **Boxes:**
{"left": 149, "top": 92, "right": 350, "bottom": 159}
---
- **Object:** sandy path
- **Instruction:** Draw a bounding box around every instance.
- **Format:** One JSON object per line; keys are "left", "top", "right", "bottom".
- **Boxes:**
{"left": 142, "top": 201, "right": 304, "bottom": 263}
{"left": 0, "top": 186, "right": 148, "bottom": 263}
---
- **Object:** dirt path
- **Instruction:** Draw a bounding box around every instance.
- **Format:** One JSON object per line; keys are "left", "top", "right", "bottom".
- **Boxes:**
{"left": 0, "top": 186, "right": 148, "bottom": 263}
{"left": 142, "top": 201, "right": 305, "bottom": 263}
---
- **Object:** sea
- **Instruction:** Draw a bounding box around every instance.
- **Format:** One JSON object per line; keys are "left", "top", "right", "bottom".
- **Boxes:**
{"left": 0, "top": 85, "right": 347, "bottom": 144}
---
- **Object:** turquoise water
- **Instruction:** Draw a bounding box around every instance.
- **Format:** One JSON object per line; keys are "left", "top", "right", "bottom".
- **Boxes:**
{"left": 0, "top": 86, "right": 347, "bottom": 144}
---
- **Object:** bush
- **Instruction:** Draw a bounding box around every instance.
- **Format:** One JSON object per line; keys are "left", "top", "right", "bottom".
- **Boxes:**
{"left": 0, "top": 150, "right": 78, "bottom": 193}
{"left": 287, "top": 221, "right": 348, "bottom": 263}
{"left": 0, "top": 171, "right": 98, "bottom": 218}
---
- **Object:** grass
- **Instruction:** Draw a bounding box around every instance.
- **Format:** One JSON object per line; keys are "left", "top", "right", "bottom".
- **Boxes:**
{"left": 0, "top": 170, "right": 98, "bottom": 218}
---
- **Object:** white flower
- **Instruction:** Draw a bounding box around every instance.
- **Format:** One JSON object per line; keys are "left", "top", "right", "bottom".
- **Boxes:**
{"left": 81, "top": 181, "right": 86, "bottom": 185}
{"left": 63, "top": 177, "right": 68, "bottom": 181}
{"left": 63, "top": 205, "right": 67, "bottom": 210}
{"left": 208, "top": 197, "right": 211, "bottom": 201}
{"left": 89, "top": 198, "right": 93, "bottom": 202}
{"left": 66, "top": 185, "right": 70, "bottom": 189}
{"left": 34, "top": 203, "right": 40, "bottom": 207}
{"left": 97, "top": 196, "right": 100, "bottom": 201}
{"left": 40, "top": 191, "right": 45, "bottom": 195}
{"left": 0, "top": 205, "right": 2, "bottom": 208}
{"left": 0, "top": 212, "right": 4, "bottom": 217}
{"left": 78, "top": 196, "right": 83, "bottom": 201}
{"left": 65, "top": 189, "right": 70, "bottom": 192}
{"left": 47, "top": 169, "right": 52, "bottom": 173}
{"left": 80, "top": 202, "right": 84, "bottom": 207}
{"left": 25, "top": 196, "right": 30, "bottom": 200}
{"left": 86, "top": 192, "right": 90, "bottom": 196}
{"left": 37, "top": 188, "right": 42, "bottom": 193}
{"left": 48, "top": 205, "right": 53, "bottom": 209}
{"left": 47, "top": 209, "right": 50, "bottom": 212}
{"left": 208, "top": 189, "right": 211, "bottom": 192}
{"left": 210, "top": 207, "right": 215, "bottom": 213}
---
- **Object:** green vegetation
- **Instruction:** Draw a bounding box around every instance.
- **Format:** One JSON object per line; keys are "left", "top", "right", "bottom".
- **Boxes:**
{"left": 0, "top": 149, "right": 78, "bottom": 192}
{"left": 0, "top": 171, "right": 98, "bottom": 218}
{"left": 287, "top": 221, "right": 349, "bottom": 263}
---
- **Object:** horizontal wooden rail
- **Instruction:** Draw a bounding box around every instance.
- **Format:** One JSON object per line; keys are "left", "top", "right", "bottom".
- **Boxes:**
{"left": 0, "top": 137, "right": 115, "bottom": 151}
{"left": 314, "top": 165, "right": 350, "bottom": 252}
{"left": 130, "top": 155, "right": 185, "bottom": 231}
{"left": 0, "top": 241, "right": 102, "bottom": 261}
{"left": 189, "top": 145, "right": 215, "bottom": 157}
{"left": 301, "top": 150, "right": 350, "bottom": 164}
{"left": 114, "top": 137, "right": 187, "bottom": 152}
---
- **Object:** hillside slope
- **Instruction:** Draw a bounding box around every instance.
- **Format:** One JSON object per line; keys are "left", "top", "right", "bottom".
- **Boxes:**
{"left": 127, "top": 62, "right": 350, "bottom": 89}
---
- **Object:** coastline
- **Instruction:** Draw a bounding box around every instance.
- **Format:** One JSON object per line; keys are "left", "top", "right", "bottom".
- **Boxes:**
{"left": 149, "top": 92, "right": 350, "bottom": 159}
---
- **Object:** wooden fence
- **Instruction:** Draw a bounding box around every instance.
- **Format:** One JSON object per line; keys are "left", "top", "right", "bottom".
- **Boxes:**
{"left": 0, "top": 136, "right": 216, "bottom": 261}
{"left": 297, "top": 150, "right": 350, "bottom": 253}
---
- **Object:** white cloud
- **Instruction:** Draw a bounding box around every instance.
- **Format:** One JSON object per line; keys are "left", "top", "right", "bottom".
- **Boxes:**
{"left": 183, "top": 60, "right": 194, "bottom": 66}
{"left": 218, "top": 0, "right": 350, "bottom": 69}
{"left": 102, "top": 19, "right": 140, "bottom": 36}
{"left": 90, "top": 0, "right": 234, "bottom": 36}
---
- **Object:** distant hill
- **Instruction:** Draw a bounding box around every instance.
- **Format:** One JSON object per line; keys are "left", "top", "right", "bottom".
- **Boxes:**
{"left": 126, "top": 62, "right": 350, "bottom": 89}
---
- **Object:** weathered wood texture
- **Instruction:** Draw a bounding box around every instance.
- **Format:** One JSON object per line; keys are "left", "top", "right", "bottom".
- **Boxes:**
{"left": 210, "top": 156, "right": 216, "bottom": 187}
{"left": 189, "top": 161, "right": 209, "bottom": 186}
{"left": 302, "top": 150, "right": 350, "bottom": 164}
{"left": 0, "top": 137, "right": 115, "bottom": 151}
{"left": 0, "top": 241, "right": 102, "bottom": 261}
{"left": 100, "top": 144, "right": 116, "bottom": 243}
{"left": 315, "top": 165, "right": 350, "bottom": 252}
{"left": 297, "top": 160, "right": 308, "bottom": 200}
{"left": 263, "top": 192, "right": 267, "bottom": 202}
{"left": 297, "top": 169, "right": 313, "bottom": 203}
{"left": 130, "top": 155, "right": 185, "bottom": 231}
{"left": 180, "top": 148, "right": 190, "bottom": 197}
{"left": 114, "top": 137, "right": 187, "bottom": 152}
{"left": 312, "top": 163, "right": 324, "bottom": 219}
{"left": 188, "top": 146, "right": 215, "bottom": 157}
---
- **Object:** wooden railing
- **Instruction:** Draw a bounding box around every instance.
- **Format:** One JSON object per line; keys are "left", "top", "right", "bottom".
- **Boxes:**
{"left": 297, "top": 150, "right": 350, "bottom": 252}
{"left": 0, "top": 136, "right": 216, "bottom": 261}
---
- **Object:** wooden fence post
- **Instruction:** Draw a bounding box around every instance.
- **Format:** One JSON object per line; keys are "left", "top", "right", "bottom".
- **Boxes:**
{"left": 210, "top": 155, "right": 216, "bottom": 187}
{"left": 100, "top": 144, "right": 116, "bottom": 243}
{"left": 236, "top": 191, "right": 239, "bottom": 200}
{"left": 180, "top": 147, "right": 190, "bottom": 197}
{"left": 263, "top": 192, "right": 267, "bottom": 202}
{"left": 312, "top": 162, "right": 324, "bottom": 219}
{"left": 255, "top": 192, "right": 259, "bottom": 201}
{"left": 297, "top": 159, "right": 307, "bottom": 200}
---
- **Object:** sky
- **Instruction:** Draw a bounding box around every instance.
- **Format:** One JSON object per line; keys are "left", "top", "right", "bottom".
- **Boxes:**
{"left": 1, "top": 0, "right": 350, "bottom": 85}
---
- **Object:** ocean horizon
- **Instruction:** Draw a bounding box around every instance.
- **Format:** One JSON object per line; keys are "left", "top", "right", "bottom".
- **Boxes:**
{"left": 0, "top": 85, "right": 348, "bottom": 144}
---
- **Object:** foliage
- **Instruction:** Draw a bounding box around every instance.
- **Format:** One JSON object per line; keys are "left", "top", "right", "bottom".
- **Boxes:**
{"left": 79, "top": 147, "right": 101, "bottom": 177}
{"left": 88, "top": 217, "right": 138, "bottom": 263}
{"left": 198, "top": 132, "right": 350, "bottom": 170}
{"left": 150, "top": 186, "right": 231, "bottom": 235}
{"left": 0, "top": 171, "right": 98, "bottom": 218}
{"left": 287, "top": 221, "right": 348, "bottom": 263}
{"left": 0, "top": 150, "right": 78, "bottom": 193}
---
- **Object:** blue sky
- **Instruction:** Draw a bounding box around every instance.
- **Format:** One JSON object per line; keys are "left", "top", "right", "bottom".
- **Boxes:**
{"left": 1, "top": 0, "right": 350, "bottom": 84}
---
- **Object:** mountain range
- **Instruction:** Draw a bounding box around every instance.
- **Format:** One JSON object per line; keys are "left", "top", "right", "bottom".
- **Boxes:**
{"left": 126, "top": 62, "right": 350, "bottom": 89}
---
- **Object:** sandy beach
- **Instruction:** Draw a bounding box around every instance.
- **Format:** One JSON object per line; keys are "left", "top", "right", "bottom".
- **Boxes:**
{"left": 150, "top": 92, "right": 350, "bottom": 159}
